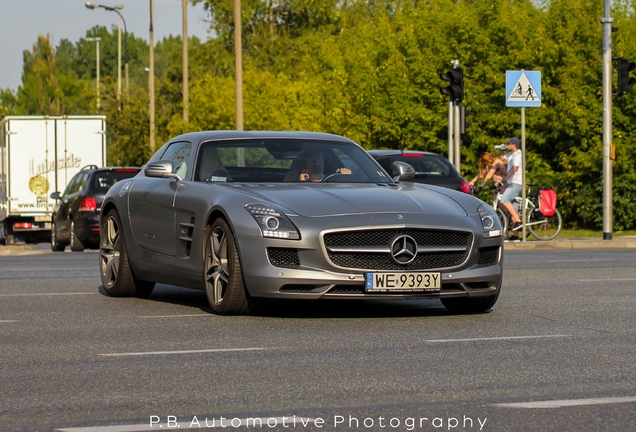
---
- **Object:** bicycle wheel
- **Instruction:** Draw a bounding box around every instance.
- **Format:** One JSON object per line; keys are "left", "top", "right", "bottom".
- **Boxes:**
{"left": 496, "top": 208, "right": 508, "bottom": 235}
{"left": 528, "top": 208, "right": 562, "bottom": 240}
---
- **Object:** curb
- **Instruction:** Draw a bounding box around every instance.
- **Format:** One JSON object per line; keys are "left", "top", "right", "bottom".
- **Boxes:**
{"left": 504, "top": 238, "right": 636, "bottom": 250}
{"left": 0, "top": 245, "right": 39, "bottom": 255}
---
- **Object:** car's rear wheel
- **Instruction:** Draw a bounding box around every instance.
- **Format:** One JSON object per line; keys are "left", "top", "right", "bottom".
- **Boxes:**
{"left": 441, "top": 292, "right": 499, "bottom": 314}
{"left": 50, "top": 222, "right": 65, "bottom": 252}
{"left": 70, "top": 220, "right": 85, "bottom": 252}
{"left": 204, "top": 218, "right": 250, "bottom": 315}
{"left": 99, "top": 209, "right": 155, "bottom": 298}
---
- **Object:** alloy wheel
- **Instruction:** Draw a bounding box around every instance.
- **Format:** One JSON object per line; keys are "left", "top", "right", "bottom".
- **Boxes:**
{"left": 206, "top": 225, "right": 229, "bottom": 305}
{"left": 100, "top": 215, "right": 120, "bottom": 288}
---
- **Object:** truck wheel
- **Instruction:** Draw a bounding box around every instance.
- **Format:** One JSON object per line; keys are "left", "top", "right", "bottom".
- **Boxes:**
{"left": 69, "top": 220, "right": 85, "bottom": 252}
{"left": 51, "top": 222, "right": 65, "bottom": 252}
{"left": 100, "top": 209, "right": 155, "bottom": 298}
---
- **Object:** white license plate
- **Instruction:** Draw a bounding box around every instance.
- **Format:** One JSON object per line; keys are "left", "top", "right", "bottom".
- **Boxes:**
{"left": 365, "top": 272, "right": 441, "bottom": 292}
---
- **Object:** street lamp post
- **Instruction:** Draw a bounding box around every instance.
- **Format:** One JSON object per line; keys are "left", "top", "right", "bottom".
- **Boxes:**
{"left": 85, "top": 37, "right": 102, "bottom": 110}
{"left": 85, "top": 2, "right": 129, "bottom": 99}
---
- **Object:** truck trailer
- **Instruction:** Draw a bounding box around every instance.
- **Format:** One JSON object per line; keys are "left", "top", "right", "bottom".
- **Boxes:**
{"left": 0, "top": 115, "right": 106, "bottom": 244}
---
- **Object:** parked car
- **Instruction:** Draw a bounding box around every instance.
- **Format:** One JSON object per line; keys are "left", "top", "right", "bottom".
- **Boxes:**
{"left": 368, "top": 150, "right": 471, "bottom": 193}
{"left": 98, "top": 131, "right": 503, "bottom": 315}
{"left": 50, "top": 165, "right": 141, "bottom": 252}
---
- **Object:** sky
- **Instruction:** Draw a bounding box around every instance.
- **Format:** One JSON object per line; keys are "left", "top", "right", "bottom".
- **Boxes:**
{"left": 0, "top": 0, "right": 212, "bottom": 91}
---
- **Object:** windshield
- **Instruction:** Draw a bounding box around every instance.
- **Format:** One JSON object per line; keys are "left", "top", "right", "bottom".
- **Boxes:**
{"left": 377, "top": 155, "right": 455, "bottom": 177}
{"left": 93, "top": 169, "right": 140, "bottom": 191}
{"left": 194, "top": 139, "right": 392, "bottom": 184}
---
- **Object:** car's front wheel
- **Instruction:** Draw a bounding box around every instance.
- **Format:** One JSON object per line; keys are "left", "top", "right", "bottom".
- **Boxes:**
{"left": 441, "top": 292, "right": 499, "bottom": 314}
{"left": 99, "top": 209, "right": 155, "bottom": 298}
{"left": 204, "top": 219, "right": 250, "bottom": 315}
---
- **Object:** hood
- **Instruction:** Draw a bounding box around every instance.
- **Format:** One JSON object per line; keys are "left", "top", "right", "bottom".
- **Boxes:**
{"left": 224, "top": 183, "right": 468, "bottom": 217}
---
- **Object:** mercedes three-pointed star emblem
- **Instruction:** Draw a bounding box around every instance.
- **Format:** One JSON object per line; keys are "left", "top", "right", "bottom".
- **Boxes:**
{"left": 390, "top": 235, "right": 418, "bottom": 265}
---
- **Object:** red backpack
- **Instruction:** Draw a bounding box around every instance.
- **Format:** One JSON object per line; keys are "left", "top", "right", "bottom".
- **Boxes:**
{"left": 539, "top": 189, "right": 557, "bottom": 217}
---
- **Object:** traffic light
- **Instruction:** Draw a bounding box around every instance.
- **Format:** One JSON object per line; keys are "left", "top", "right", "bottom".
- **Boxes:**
{"left": 460, "top": 106, "right": 471, "bottom": 134}
{"left": 617, "top": 57, "right": 636, "bottom": 95}
{"left": 439, "top": 67, "right": 464, "bottom": 103}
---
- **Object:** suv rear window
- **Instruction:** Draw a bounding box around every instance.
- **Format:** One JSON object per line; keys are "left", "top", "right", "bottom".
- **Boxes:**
{"left": 378, "top": 156, "right": 454, "bottom": 177}
{"left": 93, "top": 169, "right": 140, "bottom": 190}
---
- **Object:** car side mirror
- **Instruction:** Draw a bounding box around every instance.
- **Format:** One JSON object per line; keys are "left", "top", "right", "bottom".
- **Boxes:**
{"left": 144, "top": 160, "right": 182, "bottom": 181}
{"left": 391, "top": 161, "right": 415, "bottom": 182}
{"left": 50, "top": 191, "right": 61, "bottom": 200}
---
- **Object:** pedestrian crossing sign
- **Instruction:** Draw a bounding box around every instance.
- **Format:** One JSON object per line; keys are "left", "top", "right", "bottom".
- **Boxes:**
{"left": 506, "top": 70, "right": 541, "bottom": 107}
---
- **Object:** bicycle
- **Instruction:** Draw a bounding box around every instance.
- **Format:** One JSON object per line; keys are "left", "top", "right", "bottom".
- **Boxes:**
{"left": 473, "top": 182, "right": 562, "bottom": 241}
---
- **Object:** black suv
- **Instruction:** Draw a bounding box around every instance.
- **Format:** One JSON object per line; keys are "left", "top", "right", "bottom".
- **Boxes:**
{"left": 50, "top": 165, "right": 141, "bottom": 252}
{"left": 368, "top": 150, "right": 471, "bottom": 193}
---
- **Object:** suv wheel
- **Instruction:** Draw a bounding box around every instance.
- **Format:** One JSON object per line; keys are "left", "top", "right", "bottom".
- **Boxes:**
{"left": 70, "top": 220, "right": 85, "bottom": 252}
{"left": 51, "top": 222, "right": 65, "bottom": 252}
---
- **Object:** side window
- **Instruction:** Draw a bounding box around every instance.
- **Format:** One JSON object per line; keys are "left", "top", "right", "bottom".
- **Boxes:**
{"left": 160, "top": 141, "right": 191, "bottom": 177}
{"left": 62, "top": 174, "right": 81, "bottom": 197}
{"left": 76, "top": 172, "right": 89, "bottom": 192}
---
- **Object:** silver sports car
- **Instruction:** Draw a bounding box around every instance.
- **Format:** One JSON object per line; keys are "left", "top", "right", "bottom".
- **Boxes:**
{"left": 99, "top": 131, "right": 503, "bottom": 315}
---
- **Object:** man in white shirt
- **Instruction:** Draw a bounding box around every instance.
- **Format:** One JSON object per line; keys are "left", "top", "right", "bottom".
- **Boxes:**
{"left": 497, "top": 137, "right": 523, "bottom": 239}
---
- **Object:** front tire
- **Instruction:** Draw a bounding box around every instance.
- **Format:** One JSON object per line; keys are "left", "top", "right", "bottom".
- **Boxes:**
{"left": 99, "top": 209, "right": 155, "bottom": 298}
{"left": 204, "top": 218, "right": 250, "bottom": 315}
{"left": 441, "top": 292, "right": 499, "bottom": 314}
{"left": 70, "top": 220, "right": 85, "bottom": 252}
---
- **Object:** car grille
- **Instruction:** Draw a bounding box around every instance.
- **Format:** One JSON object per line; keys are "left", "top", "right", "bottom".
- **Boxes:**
{"left": 267, "top": 248, "right": 300, "bottom": 267}
{"left": 280, "top": 284, "right": 317, "bottom": 292}
{"left": 327, "top": 283, "right": 466, "bottom": 294}
{"left": 464, "top": 282, "right": 491, "bottom": 289}
{"left": 477, "top": 246, "right": 500, "bottom": 265}
{"left": 323, "top": 229, "right": 471, "bottom": 271}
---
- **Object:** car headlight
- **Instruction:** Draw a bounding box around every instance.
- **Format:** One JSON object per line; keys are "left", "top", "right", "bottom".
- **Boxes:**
{"left": 477, "top": 204, "right": 502, "bottom": 238}
{"left": 245, "top": 204, "right": 300, "bottom": 240}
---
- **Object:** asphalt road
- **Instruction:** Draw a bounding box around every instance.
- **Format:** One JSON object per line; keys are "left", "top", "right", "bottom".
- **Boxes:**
{"left": 1, "top": 249, "right": 635, "bottom": 432}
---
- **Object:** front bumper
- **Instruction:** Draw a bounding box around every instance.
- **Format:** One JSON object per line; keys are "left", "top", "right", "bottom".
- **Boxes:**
{"left": 235, "top": 217, "right": 503, "bottom": 300}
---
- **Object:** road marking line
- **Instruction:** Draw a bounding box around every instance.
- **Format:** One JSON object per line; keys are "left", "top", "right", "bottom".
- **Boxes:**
{"left": 553, "top": 259, "right": 616, "bottom": 262}
{"left": 579, "top": 278, "right": 636, "bottom": 282}
{"left": 57, "top": 417, "right": 313, "bottom": 431}
{"left": 496, "top": 395, "right": 636, "bottom": 409}
{"left": 139, "top": 314, "right": 211, "bottom": 318}
{"left": 100, "top": 347, "right": 272, "bottom": 357}
{"left": 425, "top": 335, "right": 569, "bottom": 343}
{"left": 0, "top": 292, "right": 96, "bottom": 297}
{"left": 0, "top": 320, "right": 18, "bottom": 323}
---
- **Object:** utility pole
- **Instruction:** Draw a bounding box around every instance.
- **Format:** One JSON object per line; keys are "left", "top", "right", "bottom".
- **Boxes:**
{"left": 234, "top": 0, "right": 244, "bottom": 166}
{"left": 182, "top": 0, "right": 189, "bottom": 122}
{"left": 234, "top": 0, "right": 244, "bottom": 131}
{"left": 601, "top": 0, "right": 613, "bottom": 240}
{"left": 149, "top": 0, "right": 155, "bottom": 152}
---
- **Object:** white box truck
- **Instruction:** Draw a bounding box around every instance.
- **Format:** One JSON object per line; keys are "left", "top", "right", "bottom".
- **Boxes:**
{"left": 0, "top": 115, "right": 106, "bottom": 244}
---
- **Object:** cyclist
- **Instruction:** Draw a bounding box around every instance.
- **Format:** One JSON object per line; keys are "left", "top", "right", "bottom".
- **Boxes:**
{"left": 469, "top": 151, "right": 507, "bottom": 200}
{"left": 496, "top": 137, "right": 523, "bottom": 240}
